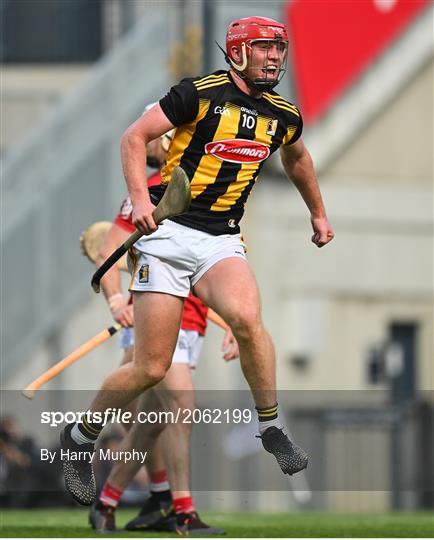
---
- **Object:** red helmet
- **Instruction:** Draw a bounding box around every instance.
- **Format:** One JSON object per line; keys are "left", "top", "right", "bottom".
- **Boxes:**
{"left": 226, "top": 17, "right": 288, "bottom": 84}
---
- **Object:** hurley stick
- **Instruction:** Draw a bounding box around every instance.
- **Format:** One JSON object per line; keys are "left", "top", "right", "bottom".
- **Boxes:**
{"left": 21, "top": 323, "right": 122, "bottom": 399}
{"left": 91, "top": 166, "right": 191, "bottom": 293}
{"left": 207, "top": 309, "right": 229, "bottom": 331}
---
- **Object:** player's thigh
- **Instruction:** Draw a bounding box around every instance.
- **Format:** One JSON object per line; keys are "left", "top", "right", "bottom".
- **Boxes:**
{"left": 137, "top": 387, "right": 165, "bottom": 413}
{"left": 132, "top": 291, "right": 184, "bottom": 368}
{"left": 110, "top": 345, "right": 138, "bottom": 424}
{"left": 124, "top": 389, "right": 166, "bottom": 441}
{"left": 194, "top": 257, "right": 262, "bottom": 327}
{"left": 156, "top": 330, "right": 201, "bottom": 412}
{"left": 157, "top": 363, "right": 195, "bottom": 412}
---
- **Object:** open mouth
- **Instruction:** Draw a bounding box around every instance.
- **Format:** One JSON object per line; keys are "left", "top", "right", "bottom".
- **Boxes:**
{"left": 261, "top": 65, "right": 278, "bottom": 78}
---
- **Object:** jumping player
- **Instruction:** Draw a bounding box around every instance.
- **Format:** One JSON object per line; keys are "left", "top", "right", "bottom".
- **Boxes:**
{"left": 61, "top": 16, "right": 334, "bottom": 508}
{"left": 89, "top": 132, "right": 236, "bottom": 534}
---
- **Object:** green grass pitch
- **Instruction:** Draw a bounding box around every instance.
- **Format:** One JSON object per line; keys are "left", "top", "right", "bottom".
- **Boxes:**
{"left": 1, "top": 509, "right": 433, "bottom": 537}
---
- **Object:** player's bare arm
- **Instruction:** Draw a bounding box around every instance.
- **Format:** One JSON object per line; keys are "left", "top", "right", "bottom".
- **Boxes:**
{"left": 280, "top": 139, "right": 335, "bottom": 248}
{"left": 96, "top": 223, "right": 134, "bottom": 328}
{"left": 120, "top": 104, "right": 175, "bottom": 234}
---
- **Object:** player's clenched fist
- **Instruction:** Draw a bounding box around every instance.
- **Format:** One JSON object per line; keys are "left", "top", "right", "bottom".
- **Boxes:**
{"left": 311, "top": 216, "right": 335, "bottom": 248}
{"left": 132, "top": 199, "right": 157, "bottom": 235}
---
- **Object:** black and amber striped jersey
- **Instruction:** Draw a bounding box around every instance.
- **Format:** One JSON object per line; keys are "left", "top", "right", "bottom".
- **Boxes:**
{"left": 150, "top": 70, "right": 302, "bottom": 235}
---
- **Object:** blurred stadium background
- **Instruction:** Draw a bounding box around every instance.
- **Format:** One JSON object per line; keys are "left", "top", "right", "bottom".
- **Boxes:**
{"left": 1, "top": 0, "right": 433, "bottom": 519}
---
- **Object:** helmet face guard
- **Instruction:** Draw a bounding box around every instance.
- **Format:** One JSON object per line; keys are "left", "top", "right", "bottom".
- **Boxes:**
{"left": 226, "top": 16, "right": 289, "bottom": 91}
{"left": 240, "top": 38, "right": 288, "bottom": 91}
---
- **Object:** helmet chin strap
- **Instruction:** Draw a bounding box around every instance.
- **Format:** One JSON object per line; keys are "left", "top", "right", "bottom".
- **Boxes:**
{"left": 228, "top": 42, "right": 248, "bottom": 71}
{"left": 249, "top": 74, "right": 282, "bottom": 91}
{"left": 236, "top": 62, "right": 285, "bottom": 92}
{"left": 216, "top": 41, "right": 248, "bottom": 71}
{"left": 238, "top": 71, "right": 278, "bottom": 92}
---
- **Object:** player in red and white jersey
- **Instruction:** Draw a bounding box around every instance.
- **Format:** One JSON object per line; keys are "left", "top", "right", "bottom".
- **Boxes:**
{"left": 88, "top": 131, "right": 237, "bottom": 535}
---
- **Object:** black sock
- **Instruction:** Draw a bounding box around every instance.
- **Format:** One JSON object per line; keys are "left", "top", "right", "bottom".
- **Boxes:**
{"left": 151, "top": 489, "right": 171, "bottom": 502}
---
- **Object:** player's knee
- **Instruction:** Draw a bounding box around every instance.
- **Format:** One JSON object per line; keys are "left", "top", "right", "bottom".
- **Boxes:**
{"left": 132, "top": 359, "right": 169, "bottom": 388}
{"left": 170, "top": 391, "right": 195, "bottom": 413}
{"left": 133, "top": 348, "right": 172, "bottom": 384}
{"left": 142, "top": 419, "right": 167, "bottom": 439}
{"left": 143, "top": 364, "right": 169, "bottom": 386}
{"left": 229, "top": 305, "right": 261, "bottom": 342}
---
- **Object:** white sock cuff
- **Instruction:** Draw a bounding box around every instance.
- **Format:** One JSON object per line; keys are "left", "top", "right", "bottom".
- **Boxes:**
{"left": 100, "top": 493, "right": 120, "bottom": 508}
{"left": 258, "top": 418, "right": 283, "bottom": 435}
{"left": 71, "top": 423, "right": 95, "bottom": 445}
{"left": 150, "top": 480, "right": 170, "bottom": 492}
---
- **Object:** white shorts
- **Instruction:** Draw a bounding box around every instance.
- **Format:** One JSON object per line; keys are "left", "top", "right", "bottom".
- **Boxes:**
{"left": 128, "top": 219, "right": 247, "bottom": 297}
{"left": 119, "top": 328, "right": 204, "bottom": 372}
